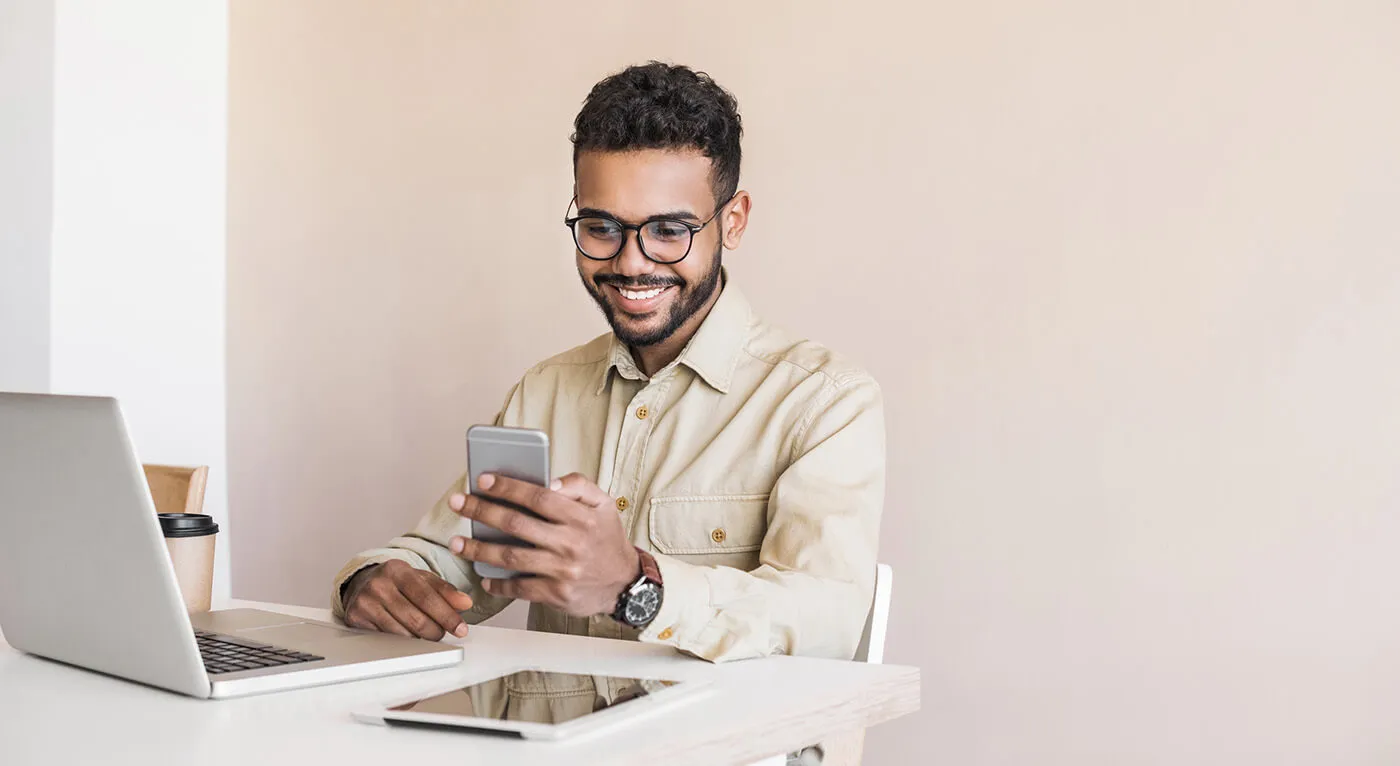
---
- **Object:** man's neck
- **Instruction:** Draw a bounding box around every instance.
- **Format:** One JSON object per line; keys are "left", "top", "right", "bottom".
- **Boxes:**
{"left": 631, "top": 286, "right": 723, "bottom": 377}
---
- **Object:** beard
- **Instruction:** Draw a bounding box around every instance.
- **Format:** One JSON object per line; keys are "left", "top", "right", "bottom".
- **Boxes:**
{"left": 581, "top": 245, "right": 723, "bottom": 348}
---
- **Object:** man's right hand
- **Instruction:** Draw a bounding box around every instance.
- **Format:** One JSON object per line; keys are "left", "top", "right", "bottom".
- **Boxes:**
{"left": 342, "top": 560, "right": 473, "bottom": 640}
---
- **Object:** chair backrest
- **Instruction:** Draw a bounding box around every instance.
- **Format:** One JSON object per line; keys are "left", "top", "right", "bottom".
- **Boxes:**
{"left": 142, "top": 464, "right": 209, "bottom": 516}
{"left": 853, "top": 563, "right": 893, "bottom": 664}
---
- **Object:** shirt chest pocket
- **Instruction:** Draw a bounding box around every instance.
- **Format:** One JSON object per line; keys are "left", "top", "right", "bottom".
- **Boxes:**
{"left": 647, "top": 494, "right": 768, "bottom": 572}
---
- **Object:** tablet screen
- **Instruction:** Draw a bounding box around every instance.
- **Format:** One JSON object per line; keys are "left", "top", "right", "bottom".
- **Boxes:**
{"left": 388, "top": 670, "right": 683, "bottom": 725}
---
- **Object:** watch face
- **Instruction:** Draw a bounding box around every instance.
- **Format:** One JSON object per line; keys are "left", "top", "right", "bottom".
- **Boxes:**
{"left": 624, "top": 583, "right": 661, "bottom": 626}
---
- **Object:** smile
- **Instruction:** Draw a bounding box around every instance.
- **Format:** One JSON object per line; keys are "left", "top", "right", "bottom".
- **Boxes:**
{"left": 606, "top": 283, "right": 676, "bottom": 313}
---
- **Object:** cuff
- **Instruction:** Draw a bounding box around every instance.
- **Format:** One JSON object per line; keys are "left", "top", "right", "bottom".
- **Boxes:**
{"left": 636, "top": 552, "right": 713, "bottom": 653}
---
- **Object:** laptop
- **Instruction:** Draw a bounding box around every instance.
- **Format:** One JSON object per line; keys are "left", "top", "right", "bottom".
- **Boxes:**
{"left": 0, "top": 393, "right": 463, "bottom": 699}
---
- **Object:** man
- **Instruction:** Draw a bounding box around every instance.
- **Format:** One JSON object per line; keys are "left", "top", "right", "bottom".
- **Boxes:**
{"left": 332, "top": 62, "right": 885, "bottom": 663}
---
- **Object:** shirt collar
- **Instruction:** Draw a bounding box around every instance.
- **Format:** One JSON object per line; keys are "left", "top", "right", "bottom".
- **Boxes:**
{"left": 596, "top": 270, "right": 751, "bottom": 395}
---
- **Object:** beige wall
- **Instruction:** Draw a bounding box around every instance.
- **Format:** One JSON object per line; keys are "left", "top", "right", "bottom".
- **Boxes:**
{"left": 228, "top": 2, "right": 1400, "bottom": 763}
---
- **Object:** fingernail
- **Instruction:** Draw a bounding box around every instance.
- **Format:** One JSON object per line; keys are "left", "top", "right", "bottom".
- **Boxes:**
{"left": 449, "top": 537, "right": 464, "bottom": 554}
{"left": 550, "top": 478, "right": 562, "bottom": 491}
{"left": 478, "top": 474, "right": 495, "bottom": 490}
{"left": 448, "top": 493, "right": 465, "bottom": 511}
{"left": 453, "top": 624, "right": 469, "bottom": 638}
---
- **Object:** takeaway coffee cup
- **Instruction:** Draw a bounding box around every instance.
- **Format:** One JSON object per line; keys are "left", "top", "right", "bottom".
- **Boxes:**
{"left": 158, "top": 513, "right": 218, "bottom": 613}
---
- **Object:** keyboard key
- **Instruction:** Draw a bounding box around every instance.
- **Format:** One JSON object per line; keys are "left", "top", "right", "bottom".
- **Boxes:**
{"left": 222, "top": 637, "right": 273, "bottom": 650}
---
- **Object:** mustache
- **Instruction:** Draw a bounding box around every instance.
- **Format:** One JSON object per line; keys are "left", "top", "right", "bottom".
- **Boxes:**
{"left": 593, "top": 274, "right": 683, "bottom": 290}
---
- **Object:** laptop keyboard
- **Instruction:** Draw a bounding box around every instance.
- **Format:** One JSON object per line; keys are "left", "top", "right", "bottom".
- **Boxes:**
{"left": 195, "top": 630, "right": 324, "bottom": 675}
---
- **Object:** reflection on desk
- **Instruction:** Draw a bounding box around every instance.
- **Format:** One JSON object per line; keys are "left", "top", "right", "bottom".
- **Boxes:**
{"left": 390, "top": 669, "right": 679, "bottom": 724}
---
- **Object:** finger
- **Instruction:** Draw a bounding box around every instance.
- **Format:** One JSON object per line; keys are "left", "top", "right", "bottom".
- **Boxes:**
{"left": 378, "top": 587, "right": 447, "bottom": 640}
{"left": 455, "top": 493, "right": 566, "bottom": 550}
{"left": 401, "top": 575, "right": 470, "bottom": 639}
{"left": 343, "top": 606, "right": 375, "bottom": 631}
{"left": 482, "top": 576, "right": 559, "bottom": 607}
{"left": 476, "top": 473, "right": 578, "bottom": 524}
{"left": 429, "top": 577, "right": 475, "bottom": 612}
{"left": 358, "top": 599, "right": 415, "bottom": 638}
{"left": 552, "top": 472, "right": 613, "bottom": 509}
{"left": 450, "top": 536, "right": 569, "bottom": 578}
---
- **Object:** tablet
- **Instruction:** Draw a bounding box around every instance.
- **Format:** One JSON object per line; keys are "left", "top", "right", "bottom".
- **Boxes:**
{"left": 352, "top": 667, "right": 712, "bottom": 741}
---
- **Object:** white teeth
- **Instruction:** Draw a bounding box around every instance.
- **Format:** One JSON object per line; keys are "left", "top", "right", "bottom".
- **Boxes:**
{"left": 619, "top": 287, "right": 665, "bottom": 300}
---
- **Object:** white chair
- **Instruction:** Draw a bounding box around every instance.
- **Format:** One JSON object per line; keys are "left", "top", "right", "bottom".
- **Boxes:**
{"left": 854, "top": 563, "right": 893, "bottom": 665}
{"left": 751, "top": 563, "right": 894, "bottom": 766}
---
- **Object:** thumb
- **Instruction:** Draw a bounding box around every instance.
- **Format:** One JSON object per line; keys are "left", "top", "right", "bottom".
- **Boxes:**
{"left": 552, "top": 472, "right": 612, "bottom": 509}
{"left": 432, "top": 577, "right": 474, "bottom": 611}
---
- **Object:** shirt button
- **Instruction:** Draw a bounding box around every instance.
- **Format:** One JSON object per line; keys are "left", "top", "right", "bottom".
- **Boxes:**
{"left": 711, "top": 528, "right": 727, "bottom": 543}
{"left": 658, "top": 627, "right": 674, "bottom": 641}
{"left": 616, "top": 496, "right": 630, "bottom": 512}
{"left": 636, "top": 405, "right": 649, "bottom": 420}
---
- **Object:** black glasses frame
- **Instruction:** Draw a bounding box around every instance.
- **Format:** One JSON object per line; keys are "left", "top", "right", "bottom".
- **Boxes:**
{"left": 563, "top": 194, "right": 735, "bottom": 264}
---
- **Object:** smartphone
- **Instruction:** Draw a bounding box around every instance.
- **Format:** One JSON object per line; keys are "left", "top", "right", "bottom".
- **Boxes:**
{"left": 465, "top": 425, "right": 550, "bottom": 580}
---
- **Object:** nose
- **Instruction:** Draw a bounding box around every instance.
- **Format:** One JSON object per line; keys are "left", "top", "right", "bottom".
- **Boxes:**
{"left": 611, "top": 229, "right": 655, "bottom": 278}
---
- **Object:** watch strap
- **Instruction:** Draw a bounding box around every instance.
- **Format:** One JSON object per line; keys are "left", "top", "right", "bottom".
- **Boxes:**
{"left": 635, "top": 547, "right": 662, "bottom": 586}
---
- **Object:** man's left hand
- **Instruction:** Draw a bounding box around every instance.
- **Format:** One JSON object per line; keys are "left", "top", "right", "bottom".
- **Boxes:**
{"left": 447, "top": 473, "right": 641, "bottom": 617}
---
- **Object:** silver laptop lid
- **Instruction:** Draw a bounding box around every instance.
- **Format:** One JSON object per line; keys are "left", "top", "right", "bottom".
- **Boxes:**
{"left": 0, "top": 393, "right": 210, "bottom": 698}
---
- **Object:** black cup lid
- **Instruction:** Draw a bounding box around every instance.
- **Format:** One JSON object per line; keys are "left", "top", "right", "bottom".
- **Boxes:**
{"left": 158, "top": 513, "right": 219, "bottom": 538}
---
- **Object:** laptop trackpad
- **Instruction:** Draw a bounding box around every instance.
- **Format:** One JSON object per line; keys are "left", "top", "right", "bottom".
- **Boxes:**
{"left": 242, "top": 622, "right": 365, "bottom": 649}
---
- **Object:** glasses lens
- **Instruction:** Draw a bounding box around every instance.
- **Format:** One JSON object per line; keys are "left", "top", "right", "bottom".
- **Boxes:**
{"left": 639, "top": 220, "right": 693, "bottom": 264}
{"left": 573, "top": 217, "right": 623, "bottom": 259}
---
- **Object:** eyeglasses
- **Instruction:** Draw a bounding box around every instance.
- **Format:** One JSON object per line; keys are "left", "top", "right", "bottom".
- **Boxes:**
{"left": 563, "top": 195, "right": 734, "bottom": 264}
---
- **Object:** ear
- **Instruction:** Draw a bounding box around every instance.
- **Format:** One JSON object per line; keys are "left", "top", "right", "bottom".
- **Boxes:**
{"left": 719, "top": 191, "right": 752, "bottom": 250}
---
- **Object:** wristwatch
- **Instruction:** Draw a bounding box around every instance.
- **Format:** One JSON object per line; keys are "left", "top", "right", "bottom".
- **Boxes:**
{"left": 612, "top": 547, "right": 663, "bottom": 628}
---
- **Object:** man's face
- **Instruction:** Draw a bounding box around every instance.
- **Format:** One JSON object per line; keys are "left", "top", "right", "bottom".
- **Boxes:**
{"left": 573, "top": 149, "right": 726, "bottom": 348}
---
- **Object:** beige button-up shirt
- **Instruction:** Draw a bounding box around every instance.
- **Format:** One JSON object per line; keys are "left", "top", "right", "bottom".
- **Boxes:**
{"left": 331, "top": 281, "right": 885, "bottom": 662}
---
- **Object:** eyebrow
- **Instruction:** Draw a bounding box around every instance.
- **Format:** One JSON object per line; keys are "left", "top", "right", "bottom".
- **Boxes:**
{"left": 576, "top": 206, "right": 701, "bottom": 223}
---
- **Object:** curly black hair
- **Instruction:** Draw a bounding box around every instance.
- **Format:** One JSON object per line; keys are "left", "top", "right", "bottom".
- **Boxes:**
{"left": 571, "top": 62, "right": 743, "bottom": 206}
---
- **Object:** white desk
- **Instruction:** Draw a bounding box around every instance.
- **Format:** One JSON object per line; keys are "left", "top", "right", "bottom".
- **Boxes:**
{"left": 0, "top": 599, "right": 919, "bottom": 766}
